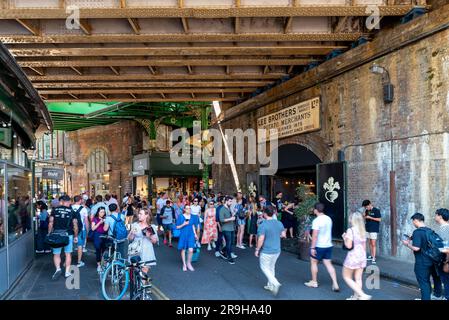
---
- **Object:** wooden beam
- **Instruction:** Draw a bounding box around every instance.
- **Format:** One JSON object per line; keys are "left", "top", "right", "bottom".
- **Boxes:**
{"left": 10, "top": 46, "right": 345, "bottom": 57}
{"left": 221, "top": 3, "right": 448, "bottom": 123}
{"left": 160, "top": 92, "right": 166, "bottom": 99}
{"left": 39, "top": 88, "right": 257, "bottom": 95}
{"left": 68, "top": 93, "right": 79, "bottom": 100}
{"left": 148, "top": 66, "right": 156, "bottom": 74}
{"left": 28, "top": 66, "right": 44, "bottom": 76}
{"left": 127, "top": 18, "right": 140, "bottom": 34}
{"left": 120, "top": 0, "right": 127, "bottom": 8}
{"left": 191, "top": 93, "right": 196, "bottom": 99}
{"left": 235, "top": 17, "right": 240, "bottom": 33}
{"left": 226, "top": 66, "right": 231, "bottom": 75}
{"left": 129, "top": 92, "right": 137, "bottom": 99}
{"left": 110, "top": 66, "right": 120, "bottom": 75}
{"left": 334, "top": 16, "right": 349, "bottom": 33}
{"left": 15, "top": 19, "right": 40, "bottom": 36}
{"left": 0, "top": 6, "right": 420, "bottom": 19}
{"left": 288, "top": 65, "right": 294, "bottom": 73}
{"left": 59, "top": 0, "right": 65, "bottom": 9}
{"left": 28, "top": 73, "right": 287, "bottom": 81}
{"left": 18, "top": 58, "right": 316, "bottom": 67}
{"left": 0, "top": 33, "right": 366, "bottom": 44}
{"left": 33, "top": 81, "right": 270, "bottom": 89}
{"left": 70, "top": 66, "right": 83, "bottom": 75}
{"left": 99, "top": 93, "right": 108, "bottom": 99}
{"left": 178, "top": 0, "right": 184, "bottom": 8}
{"left": 284, "top": 17, "right": 293, "bottom": 33}
{"left": 181, "top": 18, "right": 189, "bottom": 33}
{"left": 78, "top": 19, "right": 92, "bottom": 35}
{"left": 187, "top": 65, "right": 193, "bottom": 74}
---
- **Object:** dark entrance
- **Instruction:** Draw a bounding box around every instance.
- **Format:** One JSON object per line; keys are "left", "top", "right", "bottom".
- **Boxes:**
{"left": 270, "top": 144, "right": 321, "bottom": 202}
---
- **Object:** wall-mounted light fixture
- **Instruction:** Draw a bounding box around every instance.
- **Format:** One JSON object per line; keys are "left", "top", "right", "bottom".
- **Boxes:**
{"left": 369, "top": 63, "right": 394, "bottom": 103}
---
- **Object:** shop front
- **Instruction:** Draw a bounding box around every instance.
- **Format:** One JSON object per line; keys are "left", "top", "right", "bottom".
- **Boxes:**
{"left": 132, "top": 152, "right": 204, "bottom": 201}
{"left": 0, "top": 43, "right": 53, "bottom": 297}
{"left": 35, "top": 166, "right": 64, "bottom": 199}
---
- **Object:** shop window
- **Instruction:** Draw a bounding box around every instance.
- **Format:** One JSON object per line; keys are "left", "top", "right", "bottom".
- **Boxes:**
{"left": 6, "top": 165, "right": 31, "bottom": 244}
{"left": 0, "top": 165, "right": 5, "bottom": 249}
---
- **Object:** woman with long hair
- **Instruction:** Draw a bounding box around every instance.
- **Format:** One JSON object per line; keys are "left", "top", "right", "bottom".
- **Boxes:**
{"left": 201, "top": 200, "right": 218, "bottom": 250}
{"left": 125, "top": 195, "right": 135, "bottom": 225}
{"left": 342, "top": 212, "right": 371, "bottom": 300}
{"left": 247, "top": 196, "right": 258, "bottom": 248}
{"left": 176, "top": 205, "right": 198, "bottom": 271}
{"left": 128, "top": 209, "right": 158, "bottom": 275}
{"left": 91, "top": 207, "right": 107, "bottom": 272}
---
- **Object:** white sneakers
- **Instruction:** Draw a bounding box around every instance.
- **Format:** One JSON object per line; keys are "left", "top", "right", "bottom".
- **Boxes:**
{"left": 211, "top": 242, "right": 216, "bottom": 248}
{"left": 207, "top": 244, "right": 212, "bottom": 251}
{"left": 304, "top": 280, "right": 319, "bottom": 288}
{"left": 77, "top": 261, "right": 85, "bottom": 268}
{"left": 97, "top": 265, "right": 102, "bottom": 273}
{"left": 236, "top": 245, "right": 246, "bottom": 249}
{"left": 231, "top": 253, "right": 238, "bottom": 259}
{"left": 214, "top": 251, "right": 221, "bottom": 258}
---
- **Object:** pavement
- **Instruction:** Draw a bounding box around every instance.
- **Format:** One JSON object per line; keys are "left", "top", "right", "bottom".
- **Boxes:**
{"left": 5, "top": 237, "right": 420, "bottom": 300}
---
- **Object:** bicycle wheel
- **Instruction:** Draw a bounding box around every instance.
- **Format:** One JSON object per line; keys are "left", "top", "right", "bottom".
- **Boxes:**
{"left": 133, "top": 288, "right": 153, "bottom": 301}
{"left": 101, "top": 260, "right": 129, "bottom": 300}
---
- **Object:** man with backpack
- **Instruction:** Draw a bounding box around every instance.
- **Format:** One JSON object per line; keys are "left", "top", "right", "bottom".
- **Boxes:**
{"left": 161, "top": 200, "right": 176, "bottom": 247}
{"left": 72, "top": 195, "right": 89, "bottom": 268}
{"left": 104, "top": 203, "right": 128, "bottom": 259}
{"left": 48, "top": 195, "right": 79, "bottom": 280}
{"left": 402, "top": 212, "right": 444, "bottom": 300}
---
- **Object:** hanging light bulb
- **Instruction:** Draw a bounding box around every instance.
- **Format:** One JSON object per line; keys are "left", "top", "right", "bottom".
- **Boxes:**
{"left": 13, "top": 133, "right": 17, "bottom": 138}
{"left": 2, "top": 122, "right": 6, "bottom": 127}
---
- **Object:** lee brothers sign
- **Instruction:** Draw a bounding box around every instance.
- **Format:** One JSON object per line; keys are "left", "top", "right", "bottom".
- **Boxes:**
{"left": 257, "top": 97, "right": 321, "bottom": 142}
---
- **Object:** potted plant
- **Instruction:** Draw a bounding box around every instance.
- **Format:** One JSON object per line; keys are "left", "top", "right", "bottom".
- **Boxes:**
{"left": 294, "top": 184, "right": 317, "bottom": 260}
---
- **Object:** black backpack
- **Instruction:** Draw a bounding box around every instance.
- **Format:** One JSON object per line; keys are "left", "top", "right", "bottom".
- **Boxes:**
{"left": 421, "top": 228, "right": 445, "bottom": 265}
{"left": 73, "top": 206, "right": 84, "bottom": 234}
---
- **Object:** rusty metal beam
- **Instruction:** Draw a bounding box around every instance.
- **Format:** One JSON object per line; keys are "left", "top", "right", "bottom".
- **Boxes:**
{"left": 15, "top": 19, "right": 40, "bottom": 36}
{"left": 27, "top": 73, "right": 286, "bottom": 81}
{"left": 28, "top": 66, "right": 45, "bottom": 76}
{"left": 39, "top": 88, "right": 257, "bottom": 95}
{"left": 110, "top": 66, "right": 120, "bottom": 75}
{"left": 33, "top": 81, "right": 270, "bottom": 89}
{"left": 284, "top": 17, "right": 293, "bottom": 33}
{"left": 9, "top": 46, "right": 345, "bottom": 57}
{"left": 70, "top": 66, "right": 83, "bottom": 75}
{"left": 0, "top": 6, "right": 422, "bottom": 19}
{"left": 18, "top": 58, "right": 315, "bottom": 67}
{"left": 45, "top": 97, "right": 238, "bottom": 102}
{"left": 0, "top": 33, "right": 365, "bottom": 43}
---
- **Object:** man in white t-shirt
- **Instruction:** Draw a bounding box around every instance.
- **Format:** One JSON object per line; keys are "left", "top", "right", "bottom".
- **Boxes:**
{"left": 156, "top": 193, "right": 167, "bottom": 233}
{"left": 304, "top": 202, "right": 340, "bottom": 292}
{"left": 72, "top": 195, "right": 89, "bottom": 268}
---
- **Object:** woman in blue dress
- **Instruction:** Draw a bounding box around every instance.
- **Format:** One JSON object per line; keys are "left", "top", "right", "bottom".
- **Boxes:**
{"left": 176, "top": 205, "right": 198, "bottom": 271}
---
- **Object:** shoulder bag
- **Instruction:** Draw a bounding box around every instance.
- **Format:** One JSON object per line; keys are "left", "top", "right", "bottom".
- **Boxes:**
{"left": 342, "top": 228, "right": 354, "bottom": 251}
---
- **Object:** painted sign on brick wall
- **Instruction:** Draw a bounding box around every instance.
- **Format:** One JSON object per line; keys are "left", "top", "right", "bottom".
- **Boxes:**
{"left": 257, "top": 97, "right": 320, "bottom": 142}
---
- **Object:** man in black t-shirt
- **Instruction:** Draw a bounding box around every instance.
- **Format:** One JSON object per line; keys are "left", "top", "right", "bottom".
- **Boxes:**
{"left": 362, "top": 200, "right": 381, "bottom": 264}
{"left": 402, "top": 212, "right": 442, "bottom": 300}
{"left": 48, "top": 195, "right": 79, "bottom": 280}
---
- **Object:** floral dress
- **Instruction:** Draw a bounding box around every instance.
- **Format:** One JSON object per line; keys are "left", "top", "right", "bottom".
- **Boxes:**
{"left": 343, "top": 227, "right": 367, "bottom": 269}
{"left": 201, "top": 208, "right": 218, "bottom": 244}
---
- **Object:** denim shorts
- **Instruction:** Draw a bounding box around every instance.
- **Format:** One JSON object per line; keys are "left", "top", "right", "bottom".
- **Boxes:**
{"left": 52, "top": 235, "right": 74, "bottom": 255}
{"left": 76, "top": 230, "right": 86, "bottom": 247}
{"left": 237, "top": 218, "right": 246, "bottom": 226}
{"left": 310, "top": 246, "right": 333, "bottom": 261}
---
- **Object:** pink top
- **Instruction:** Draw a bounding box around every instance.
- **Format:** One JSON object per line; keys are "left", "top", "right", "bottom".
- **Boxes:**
{"left": 343, "top": 227, "right": 367, "bottom": 269}
{"left": 93, "top": 217, "right": 106, "bottom": 234}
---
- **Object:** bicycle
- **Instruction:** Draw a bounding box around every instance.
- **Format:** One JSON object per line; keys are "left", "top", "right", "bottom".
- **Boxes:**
{"left": 98, "top": 235, "right": 126, "bottom": 274}
{"left": 101, "top": 255, "right": 155, "bottom": 300}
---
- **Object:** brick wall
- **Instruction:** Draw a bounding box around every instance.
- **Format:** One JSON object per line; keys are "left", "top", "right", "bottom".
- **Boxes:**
{"left": 64, "top": 120, "right": 143, "bottom": 198}
{"left": 213, "top": 27, "right": 449, "bottom": 260}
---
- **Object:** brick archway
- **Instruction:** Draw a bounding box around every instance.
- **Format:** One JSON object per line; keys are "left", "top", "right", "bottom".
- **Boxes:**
{"left": 277, "top": 133, "right": 331, "bottom": 163}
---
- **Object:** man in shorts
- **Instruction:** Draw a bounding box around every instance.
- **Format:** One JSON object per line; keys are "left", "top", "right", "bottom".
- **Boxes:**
{"left": 48, "top": 195, "right": 79, "bottom": 280}
{"left": 160, "top": 200, "right": 175, "bottom": 247}
{"left": 304, "top": 203, "right": 340, "bottom": 292}
{"left": 362, "top": 200, "right": 381, "bottom": 264}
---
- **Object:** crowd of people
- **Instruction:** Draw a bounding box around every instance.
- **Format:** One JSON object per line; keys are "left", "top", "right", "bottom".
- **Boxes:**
{"left": 34, "top": 191, "right": 449, "bottom": 300}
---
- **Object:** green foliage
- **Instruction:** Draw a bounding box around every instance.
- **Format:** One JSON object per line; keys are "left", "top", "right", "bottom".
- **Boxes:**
{"left": 294, "top": 184, "right": 317, "bottom": 238}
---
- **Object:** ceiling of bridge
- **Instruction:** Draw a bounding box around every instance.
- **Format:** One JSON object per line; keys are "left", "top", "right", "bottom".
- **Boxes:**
{"left": 0, "top": 0, "right": 426, "bottom": 130}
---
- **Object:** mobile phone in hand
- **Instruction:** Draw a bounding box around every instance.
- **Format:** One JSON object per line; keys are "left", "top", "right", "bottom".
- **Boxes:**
{"left": 402, "top": 234, "right": 410, "bottom": 241}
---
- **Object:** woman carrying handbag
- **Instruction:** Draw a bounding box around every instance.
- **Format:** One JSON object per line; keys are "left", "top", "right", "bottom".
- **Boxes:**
{"left": 341, "top": 211, "right": 372, "bottom": 300}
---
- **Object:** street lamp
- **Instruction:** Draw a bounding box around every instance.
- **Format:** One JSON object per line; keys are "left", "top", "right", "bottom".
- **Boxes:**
{"left": 369, "top": 63, "right": 394, "bottom": 103}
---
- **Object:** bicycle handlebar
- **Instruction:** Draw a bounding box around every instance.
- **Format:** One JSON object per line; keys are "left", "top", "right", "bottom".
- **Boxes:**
{"left": 100, "top": 235, "right": 127, "bottom": 244}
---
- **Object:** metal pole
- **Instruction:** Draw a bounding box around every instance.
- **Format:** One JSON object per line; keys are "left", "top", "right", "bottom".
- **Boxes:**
{"left": 201, "top": 106, "right": 210, "bottom": 192}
